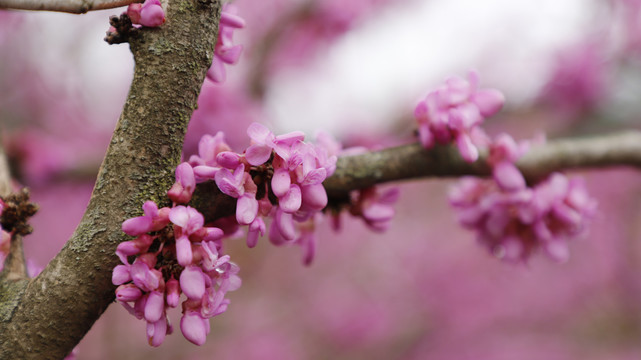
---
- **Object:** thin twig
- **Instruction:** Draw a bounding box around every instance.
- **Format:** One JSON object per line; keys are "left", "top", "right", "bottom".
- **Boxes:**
{"left": 0, "top": 0, "right": 139, "bottom": 14}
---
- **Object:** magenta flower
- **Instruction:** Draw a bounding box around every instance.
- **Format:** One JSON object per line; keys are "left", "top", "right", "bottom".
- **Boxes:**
{"left": 127, "top": 0, "right": 165, "bottom": 28}
{"left": 181, "top": 310, "right": 210, "bottom": 346}
{"left": 147, "top": 315, "right": 168, "bottom": 347}
{"left": 167, "top": 162, "right": 196, "bottom": 204}
{"left": 245, "top": 122, "right": 304, "bottom": 166}
{"left": 538, "top": 41, "right": 608, "bottom": 116}
{"left": 122, "top": 201, "right": 170, "bottom": 236}
{"left": 352, "top": 187, "right": 400, "bottom": 232}
{"left": 449, "top": 172, "right": 597, "bottom": 263}
{"left": 414, "top": 71, "right": 504, "bottom": 162}
{"left": 165, "top": 277, "right": 180, "bottom": 308}
{"left": 215, "top": 164, "right": 247, "bottom": 198}
{"left": 206, "top": 4, "right": 245, "bottom": 83}
{"left": 115, "top": 284, "right": 143, "bottom": 302}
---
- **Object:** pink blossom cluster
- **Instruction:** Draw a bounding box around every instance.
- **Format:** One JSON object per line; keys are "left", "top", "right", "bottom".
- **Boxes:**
{"left": 449, "top": 134, "right": 597, "bottom": 263}
{"left": 187, "top": 123, "right": 338, "bottom": 265}
{"left": 127, "top": 0, "right": 165, "bottom": 28}
{"left": 112, "top": 168, "right": 240, "bottom": 346}
{"left": 112, "top": 123, "right": 402, "bottom": 347}
{"left": 206, "top": 4, "right": 245, "bottom": 83}
{"left": 414, "top": 71, "right": 505, "bottom": 162}
{"left": 0, "top": 199, "right": 9, "bottom": 272}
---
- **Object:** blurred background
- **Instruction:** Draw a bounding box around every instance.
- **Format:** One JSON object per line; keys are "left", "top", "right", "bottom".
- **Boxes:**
{"left": 3, "top": 0, "right": 641, "bottom": 358}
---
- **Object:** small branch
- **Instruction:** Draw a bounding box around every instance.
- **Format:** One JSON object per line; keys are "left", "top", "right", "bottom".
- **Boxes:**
{"left": 0, "top": 0, "right": 139, "bottom": 14}
{"left": 189, "top": 131, "right": 641, "bottom": 221}
{"left": 0, "top": 141, "right": 11, "bottom": 198}
{"left": 323, "top": 131, "right": 641, "bottom": 197}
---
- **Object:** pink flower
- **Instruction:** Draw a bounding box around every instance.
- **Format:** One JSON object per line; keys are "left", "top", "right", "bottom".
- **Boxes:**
{"left": 181, "top": 310, "right": 210, "bottom": 346}
{"left": 180, "top": 265, "right": 206, "bottom": 300}
{"left": 414, "top": 71, "right": 504, "bottom": 162}
{"left": 167, "top": 162, "right": 196, "bottom": 204}
{"left": 538, "top": 41, "right": 608, "bottom": 116}
{"left": 245, "top": 122, "right": 304, "bottom": 166}
{"left": 207, "top": 4, "right": 245, "bottom": 83}
{"left": 351, "top": 187, "right": 400, "bottom": 232}
{"left": 147, "top": 315, "right": 168, "bottom": 347}
{"left": 449, "top": 172, "right": 597, "bottom": 263}
{"left": 122, "top": 201, "right": 170, "bottom": 236}
{"left": 127, "top": 0, "right": 165, "bottom": 28}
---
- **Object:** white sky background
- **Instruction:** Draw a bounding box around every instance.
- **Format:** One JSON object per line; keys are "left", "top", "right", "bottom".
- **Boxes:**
{"left": 16, "top": 0, "right": 596, "bottom": 136}
{"left": 267, "top": 0, "right": 596, "bottom": 135}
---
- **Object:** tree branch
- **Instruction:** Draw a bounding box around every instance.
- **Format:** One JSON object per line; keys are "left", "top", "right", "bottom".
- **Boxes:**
{"left": 189, "top": 131, "right": 641, "bottom": 221}
{"left": 0, "top": 0, "right": 221, "bottom": 358}
{"left": 323, "top": 131, "right": 641, "bottom": 197}
{"left": 0, "top": 0, "right": 139, "bottom": 14}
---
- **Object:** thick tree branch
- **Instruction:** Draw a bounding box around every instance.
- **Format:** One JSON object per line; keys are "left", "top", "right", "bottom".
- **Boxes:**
{"left": 0, "top": 0, "right": 221, "bottom": 358}
{"left": 0, "top": 0, "right": 138, "bottom": 14}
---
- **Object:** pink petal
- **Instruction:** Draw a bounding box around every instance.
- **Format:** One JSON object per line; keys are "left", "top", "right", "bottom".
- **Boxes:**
{"left": 216, "top": 151, "right": 241, "bottom": 169}
{"left": 122, "top": 216, "right": 153, "bottom": 236}
{"left": 246, "top": 217, "right": 265, "bottom": 248}
{"left": 493, "top": 161, "right": 526, "bottom": 191}
{"left": 220, "top": 11, "right": 245, "bottom": 28}
{"left": 139, "top": 3, "right": 165, "bottom": 27}
{"left": 279, "top": 184, "right": 302, "bottom": 213}
{"left": 206, "top": 56, "right": 226, "bottom": 83}
{"left": 472, "top": 89, "right": 505, "bottom": 117}
{"left": 245, "top": 144, "right": 272, "bottom": 166}
{"left": 166, "top": 278, "right": 180, "bottom": 308}
{"left": 181, "top": 311, "right": 210, "bottom": 346}
{"left": 456, "top": 133, "right": 479, "bottom": 163}
{"left": 247, "top": 122, "right": 272, "bottom": 144}
{"left": 300, "top": 183, "right": 327, "bottom": 211}
{"left": 276, "top": 210, "right": 296, "bottom": 241}
{"left": 180, "top": 266, "right": 206, "bottom": 300}
{"left": 115, "top": 284, "right": 142, "bottom": 302}
{"left": 193, "top": 165, "right": 219, "bottom": 179}
{"left": 236, "top": 194, "right": 258, "bottom": 225}
{"left": 175, "top": 235, "right": 193, "bottom": 267}
{"left": 112, "top": 265, "right": 131, "bottom": 285}
{"left": 144, "top": 291, "right": 165, "bottom": 322}
{"left": 271, "top": 168, "right": 291, "bottom": 197}
{"left": 147, "top": 317, "right": 167, "bottom": 347}
{"left": 218, "top": 44, "right": 243, "bottom": 64}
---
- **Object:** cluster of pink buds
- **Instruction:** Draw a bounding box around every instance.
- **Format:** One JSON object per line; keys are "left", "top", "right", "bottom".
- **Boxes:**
{"left": 113, "top": 166, "right": 240, "bottom": 346}
{"left": 187, "top": 123, "right": 338, "bottom": 265}
{"left": 127, "top": 0, "right": 165, "bottom": 28}
{"left": 0, "top": 199, "right": 9, "bottom": 272}
{"left": 206, "top": 4, "right": 245, "bottom": 83}
{"left": 449, "top": 134, "right": 597, "bottom": 262}
{"left": 414, "top": 71, "right": 505, "bottom": 162}
{"left": 113, "top": 123, "right": 402, "bottom": 347}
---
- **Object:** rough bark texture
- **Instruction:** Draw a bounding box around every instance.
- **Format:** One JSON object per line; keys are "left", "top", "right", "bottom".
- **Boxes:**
{"left": 0, "top": 0, "right": 220, "bottom": 358}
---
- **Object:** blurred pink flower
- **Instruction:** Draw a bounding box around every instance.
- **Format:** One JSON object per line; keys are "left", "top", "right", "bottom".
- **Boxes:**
{"left": 538, "top": 41, "right": 609, "bottom": 116}
{"left": 414, "top": 71, "right": 504, "bottom": 162}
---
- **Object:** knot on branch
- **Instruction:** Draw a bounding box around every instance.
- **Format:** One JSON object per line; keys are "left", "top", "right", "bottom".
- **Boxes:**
{"left": 105, "top": 14, "right": 138, "bottom": 45}
{"left": 1, "top": 188, "right": 38, "bottom": 236}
